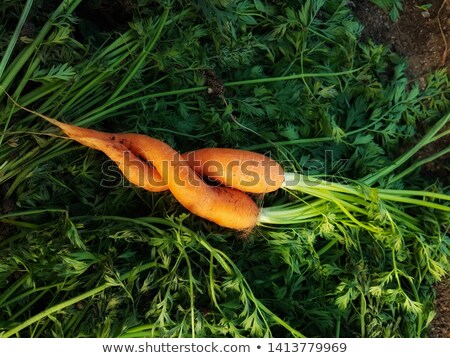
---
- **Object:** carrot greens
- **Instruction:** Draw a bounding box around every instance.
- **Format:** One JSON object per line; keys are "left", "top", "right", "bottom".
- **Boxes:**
{"left": 0, "top": 0, "right": 449, "bottom": 338}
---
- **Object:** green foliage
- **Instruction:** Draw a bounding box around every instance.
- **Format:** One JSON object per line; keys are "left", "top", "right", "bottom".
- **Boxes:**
{"left": 0, "top": 0, "right": 449, "bottom": 338}
{"left": 370, "top": 0, "right": 404, "bottom": 21}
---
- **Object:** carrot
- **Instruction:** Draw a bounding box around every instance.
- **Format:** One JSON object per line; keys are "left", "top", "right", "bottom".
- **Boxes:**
{"left": 9, "top": 95, "right": 284, "bottom": 195}
{"left": 112, "top": 133, "right": 260, "bottom": 229}
{"left": 50, "top": 126, "right": 169, "bottom": 192}
{"left": 10, "top": 98, "right": 261, "bottom": 229}
{"left": 82, "top": 135, "right": 170, "bottom": 192}
{"left": 117, "top": 136, "right": 285, "bottom": 193}
{"left": 184, "top": 148, "right": 285, "bottom": 193}
{"left": 10, "top": 94, "right": 450, "bottom": 234}
{"left": 79, "top": 130, "right": 285, "bottom": 194}
{"left": 8, "top": 101, "right": 169, "bottom": 192}
{"left": 12, "top": 105, "right": 258, "bottom": 229}
{"left": 55, "top": 124, "right": 261, "bottom": 228}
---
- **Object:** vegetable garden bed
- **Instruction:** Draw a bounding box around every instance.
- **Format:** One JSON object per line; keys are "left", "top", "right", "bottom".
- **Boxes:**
{"left": 0, "top": 0, "right": 449, "bottom": 338}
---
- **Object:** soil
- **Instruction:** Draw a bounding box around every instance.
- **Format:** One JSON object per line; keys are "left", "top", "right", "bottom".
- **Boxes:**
{"left": 353, "top": 0, "right": 450, "bottom": 78}
{"left": 353, "top": 0, "right": 450, "bottom": 338}
{"left": 430, "top": 278, "right": 450, "bottom": 337}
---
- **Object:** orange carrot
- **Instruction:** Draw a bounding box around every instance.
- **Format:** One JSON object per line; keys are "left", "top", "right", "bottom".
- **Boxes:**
{"left": 113, "top": 133, "right": 260, "bottom": 229}
{"left": 81, "top": 135, "right": 169, "bottom": 192}
{"left": 119, "top": 137, "right": 285, "bottom": 193}
{"left": 9, "top": 102, "right": 169, "bottom": 192}
{"left": 72, "top": 131, "right": 261, "bottom": 228}
{"left": 10, "top": 96, "right": 284, "bottom": 195}
{"left": 11, "top": 100, "right": 263, "bottom": 229}
{"left": 49, "top": 122, "right": 261, "bottom": 229}
{"left": 184, "top": 148, "right": 285, "bottom": 193}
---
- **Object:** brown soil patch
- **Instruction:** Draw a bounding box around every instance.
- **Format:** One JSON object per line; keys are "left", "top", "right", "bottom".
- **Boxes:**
{"left": 430, "top": 277, "right": 450, "bottom": 337}
{"left": 354, "top": 0, "right": 450, "bottom": 338}
{"left": 354, "top": 0, "right": 450, "bottom": 78}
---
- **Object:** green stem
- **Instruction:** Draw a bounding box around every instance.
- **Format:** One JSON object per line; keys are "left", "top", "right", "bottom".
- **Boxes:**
{"left": 0, "top": 0, "right": 34, "bottom": 79}
{"left": 74, "top": 75, "right": 169, "bottom": 126}
{"left": 243, "top": 93, "right": 449, "bottom": 151}
{"left": 180, "top": 249, "right": 196, "bottom": 338}
{"left": 390, "top": 145, "right": 450, "bottom": 184}
{"left": 1, "top": 55, "right": 41, "bottom": 145}
{"left": 379, "top": 189, "right": 450, "bottom": 201}
{"left": 244, "top": 136, "right": 334, "bottom": 150}
{"left": 76, "top": 68, "right": 363, "bottom": 126}
{"left": 0, "top": 208, "right": 68, "bottom": 221}
{"left": 0, "top": 274, "right": 31, "bottom": 307}
{"left": 109, "top": 7, "right": 170, "bottom": 101}
{"left": 76, "top": 86, "right": 208, "bottom": 126}
{"left": 378, "top": 193, "right": 450, "bottom": 212}
{"left": 5, "top": 145, "right": 75, "bottom": 198}
{"left": 0, "top": 218, "right": 41, "bottom": 229}
{"left": 9, "top": 291, "right": 48, "bottom": 321}
{"left": 224, "top": 67, "right": 364, "bottom": 87}
{"left": 1, "top": 262, "right": 158, "bottom": 338}
{"left": 0, "top": 0, "right": 83, "bottom": 100}
{"left": 0, "top": 282, "right": 65, "bottom": 309}
{"left": 361, "top": 111, "right": 450, "bottom": 185}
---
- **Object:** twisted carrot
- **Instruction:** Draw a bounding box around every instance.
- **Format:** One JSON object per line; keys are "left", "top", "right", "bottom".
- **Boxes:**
{"left": 115, "top": 133, "right": 260, "bottom": 229}
{"left": 11, "top": 100, "right": 281, "bottom": 229}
